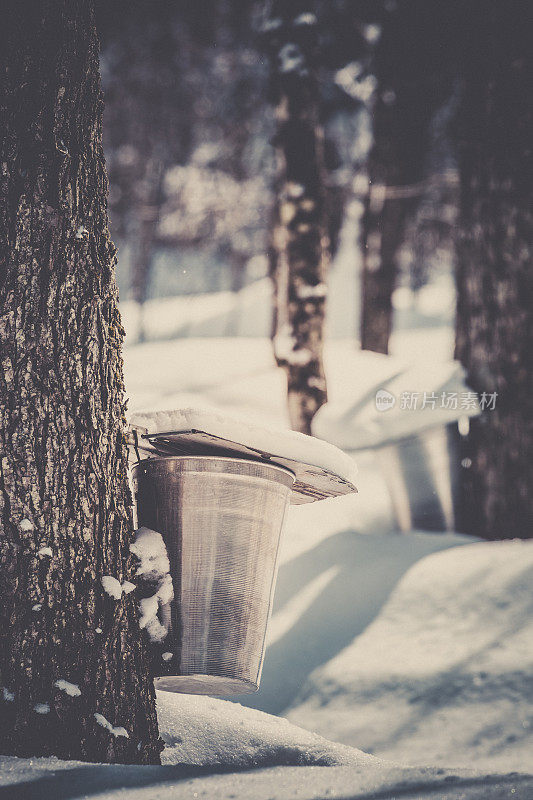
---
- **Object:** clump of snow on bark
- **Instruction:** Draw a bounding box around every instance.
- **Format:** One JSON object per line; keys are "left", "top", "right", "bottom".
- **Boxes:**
{"left": 37, "top": 547, "right": 53, "bottom": 558}
{"left": 286, "top": 181, "right": 305, "bottom": 198}
{"left": 138, "top": 575, "right": 173, "bottom": 643}
{"left": 131, "top": 528, "right": 173, "bottom": 643}
{"left": 20, "top": 519, "right": 33, "bottom": 532}
{"left": 294, "top": 12, "right": 317, "bottom": 26}
{"left": 162, "top": 652, "right": 173, "bottom": 662}
{"left": 261, "top": 17, "right": 282, "bottom": 34}
{"left": 95, "top": 627, "right": 103, "bottom": 634}
{"left": 335, "top": 63, "right": 377, "bottom": 103}
{"left": 2, "top": 688, "right": 14, "bottom": 702}
{"left": 54, "top": 680, "right": 81, "bottom": 697}
{"left": 363, "top": 23, "right": 381, "bottom": 44}
{"left": 101, "top": 576, "right": 136, "bottom": 600}
{"left": 274, "top": 328, "right": 312, "bottom": 367}
{"left": 33, "top": 703, "right": 50, "bottom": 715}
{"left": 296, "top": 283, "right": 327, "bottom": 300}
{"left": 94, "top": 712, "right": 129, "bottom": 739}
{"left": 278, "top": 44, "right": 306, "bottom": 75}
{"left": 131, "top": 527, "right": 170, "bottom": 581}
{"left": 101, "top": 576, "right": 123, "bottom": 600}
{"left": 31, "top": 604, "right": 42, "bottom": 612}
{"left": 307, "top": 376, "right": 326, "bottom": 390}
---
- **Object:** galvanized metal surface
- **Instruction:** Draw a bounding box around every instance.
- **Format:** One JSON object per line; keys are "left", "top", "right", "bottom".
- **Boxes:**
{"left": 377, "top": 423, "right": 467, "bottom": 534}
{"left": 127, "top": 426, "right": 357, "bottom": 504}
{"left": 132, "top": 456, "right": 294, "bottom": 695}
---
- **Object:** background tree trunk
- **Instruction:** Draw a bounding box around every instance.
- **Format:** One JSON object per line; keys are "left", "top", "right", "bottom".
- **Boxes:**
{"left": 264, "top": 0, "right": 329, "bottom": 435}
{"left": 360, "top": 1, "right": 455, "bottom": 354}
{"left": 455, "top": 1, "right": 533, "bottom": 540}
{"left": 0, "top": 0, "right": 162, "bottom": 762}
{"left": 100, "top": 0, "right": 195, "bottom": 345}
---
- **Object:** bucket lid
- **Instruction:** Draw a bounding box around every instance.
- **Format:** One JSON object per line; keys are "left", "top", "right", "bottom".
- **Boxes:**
{"left": 128, "top": 407, "right": 357, "bottom": 505}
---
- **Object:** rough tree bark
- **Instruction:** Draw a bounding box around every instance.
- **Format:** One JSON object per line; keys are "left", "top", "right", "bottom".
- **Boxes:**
{"left": 0, "top": 0, "right": 162, "bottom": 762}
{"left": 360, "top": 1, "right": 455, "bottom": 354}
{"left": 264, "top": 0, "right": 329, "bottom": 435}
{"left": 455, "top": 1, "right": 533, "bottom": 540}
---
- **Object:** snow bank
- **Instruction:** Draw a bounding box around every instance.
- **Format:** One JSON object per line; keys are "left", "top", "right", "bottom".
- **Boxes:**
{"left": 1, "top": 711, "right": 532, "bottom": 800}
{"left": 158, "top": 691, "right": 367, "bottom": 768}
{"left": 129, "top": 406, "right": 357, "bottom": 487}
{"left": 288, "top": 539, "right": 533, "bottom": 772}
{"left": 0, "top": 671, "right": 531, "bottom": 798}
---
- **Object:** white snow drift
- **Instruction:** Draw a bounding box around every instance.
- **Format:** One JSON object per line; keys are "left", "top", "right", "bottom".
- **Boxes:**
{"left": 288, "top": 539, "right": 533, "bottom": 773}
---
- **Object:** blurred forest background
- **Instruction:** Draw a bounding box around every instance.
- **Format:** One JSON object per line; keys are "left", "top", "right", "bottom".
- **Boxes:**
{"left": 98, "top": 0, "right": 458, "bottom": 325}
{"left": 96, "top": 0, "right": 532, "bottom": 541}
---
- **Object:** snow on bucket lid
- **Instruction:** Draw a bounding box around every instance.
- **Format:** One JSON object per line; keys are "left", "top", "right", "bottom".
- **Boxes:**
{"left": 128, "top": 407, "right": 357, "bottom": 504}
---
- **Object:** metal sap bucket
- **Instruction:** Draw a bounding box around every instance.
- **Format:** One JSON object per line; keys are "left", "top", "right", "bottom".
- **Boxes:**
{"left": 375, "top": 422, "right": 468, "bottom": 533}
{"left": 132, "top": 455, "right": 294, "bottom": 695}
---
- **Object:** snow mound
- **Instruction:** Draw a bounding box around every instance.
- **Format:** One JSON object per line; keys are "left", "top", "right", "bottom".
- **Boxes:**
{"left": 288, "top": 539, "right": 533, "bottom": 772}
{"left": 157, "top": 691, "right": 367, "bottom": 768}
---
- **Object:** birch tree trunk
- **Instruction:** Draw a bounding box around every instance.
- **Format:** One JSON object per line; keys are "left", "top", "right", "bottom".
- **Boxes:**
{"left": 455, "top": 1, "right": 533, "bottom": 540}
{"left": 0, "top": 0, "right": 162, "bottom": 762}
{"left": 264, "top": 1, "right": 328, "bottom": 435}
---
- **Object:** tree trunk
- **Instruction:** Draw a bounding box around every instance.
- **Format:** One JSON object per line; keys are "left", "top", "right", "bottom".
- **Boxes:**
{"left": 455, "top": 1, "right": 533, "bottom": 540}
{"left": 0, "top": 0, "right": 162, "bottom": 762}
{"left": 360, "top": 1, "right": 455, "bottom": 354}
{"left": 360, "top": 181, "right": 413, "bottom": 354}
{"left": 264, "top": 1, "right": 329, "bottom": 435}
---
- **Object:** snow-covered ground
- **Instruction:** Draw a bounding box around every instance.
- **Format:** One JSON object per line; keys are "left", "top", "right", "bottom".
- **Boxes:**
{"left": 2, "top": 693, "right": 531, "bottom": 799}
{"left": 3, "top": 756, "right": 531, "bottom": 800}
{"left": 0, "top": 692, "right": 533, "bottom": 800}
{"left": 287, "top": 539, "right": 533, "bottom": 773}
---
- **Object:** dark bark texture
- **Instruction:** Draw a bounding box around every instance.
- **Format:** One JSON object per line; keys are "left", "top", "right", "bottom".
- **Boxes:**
{"left": 360, "top": 1, "right": 455, "bottom": 354}
{"left": 264, "top": 0, "right": 328, "bottom": 434}
{"left": 0, "top": 0, "right": 162, "bottom": 762}
{"left": 455, "top": 1, "right": 533, "bottom": 540}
